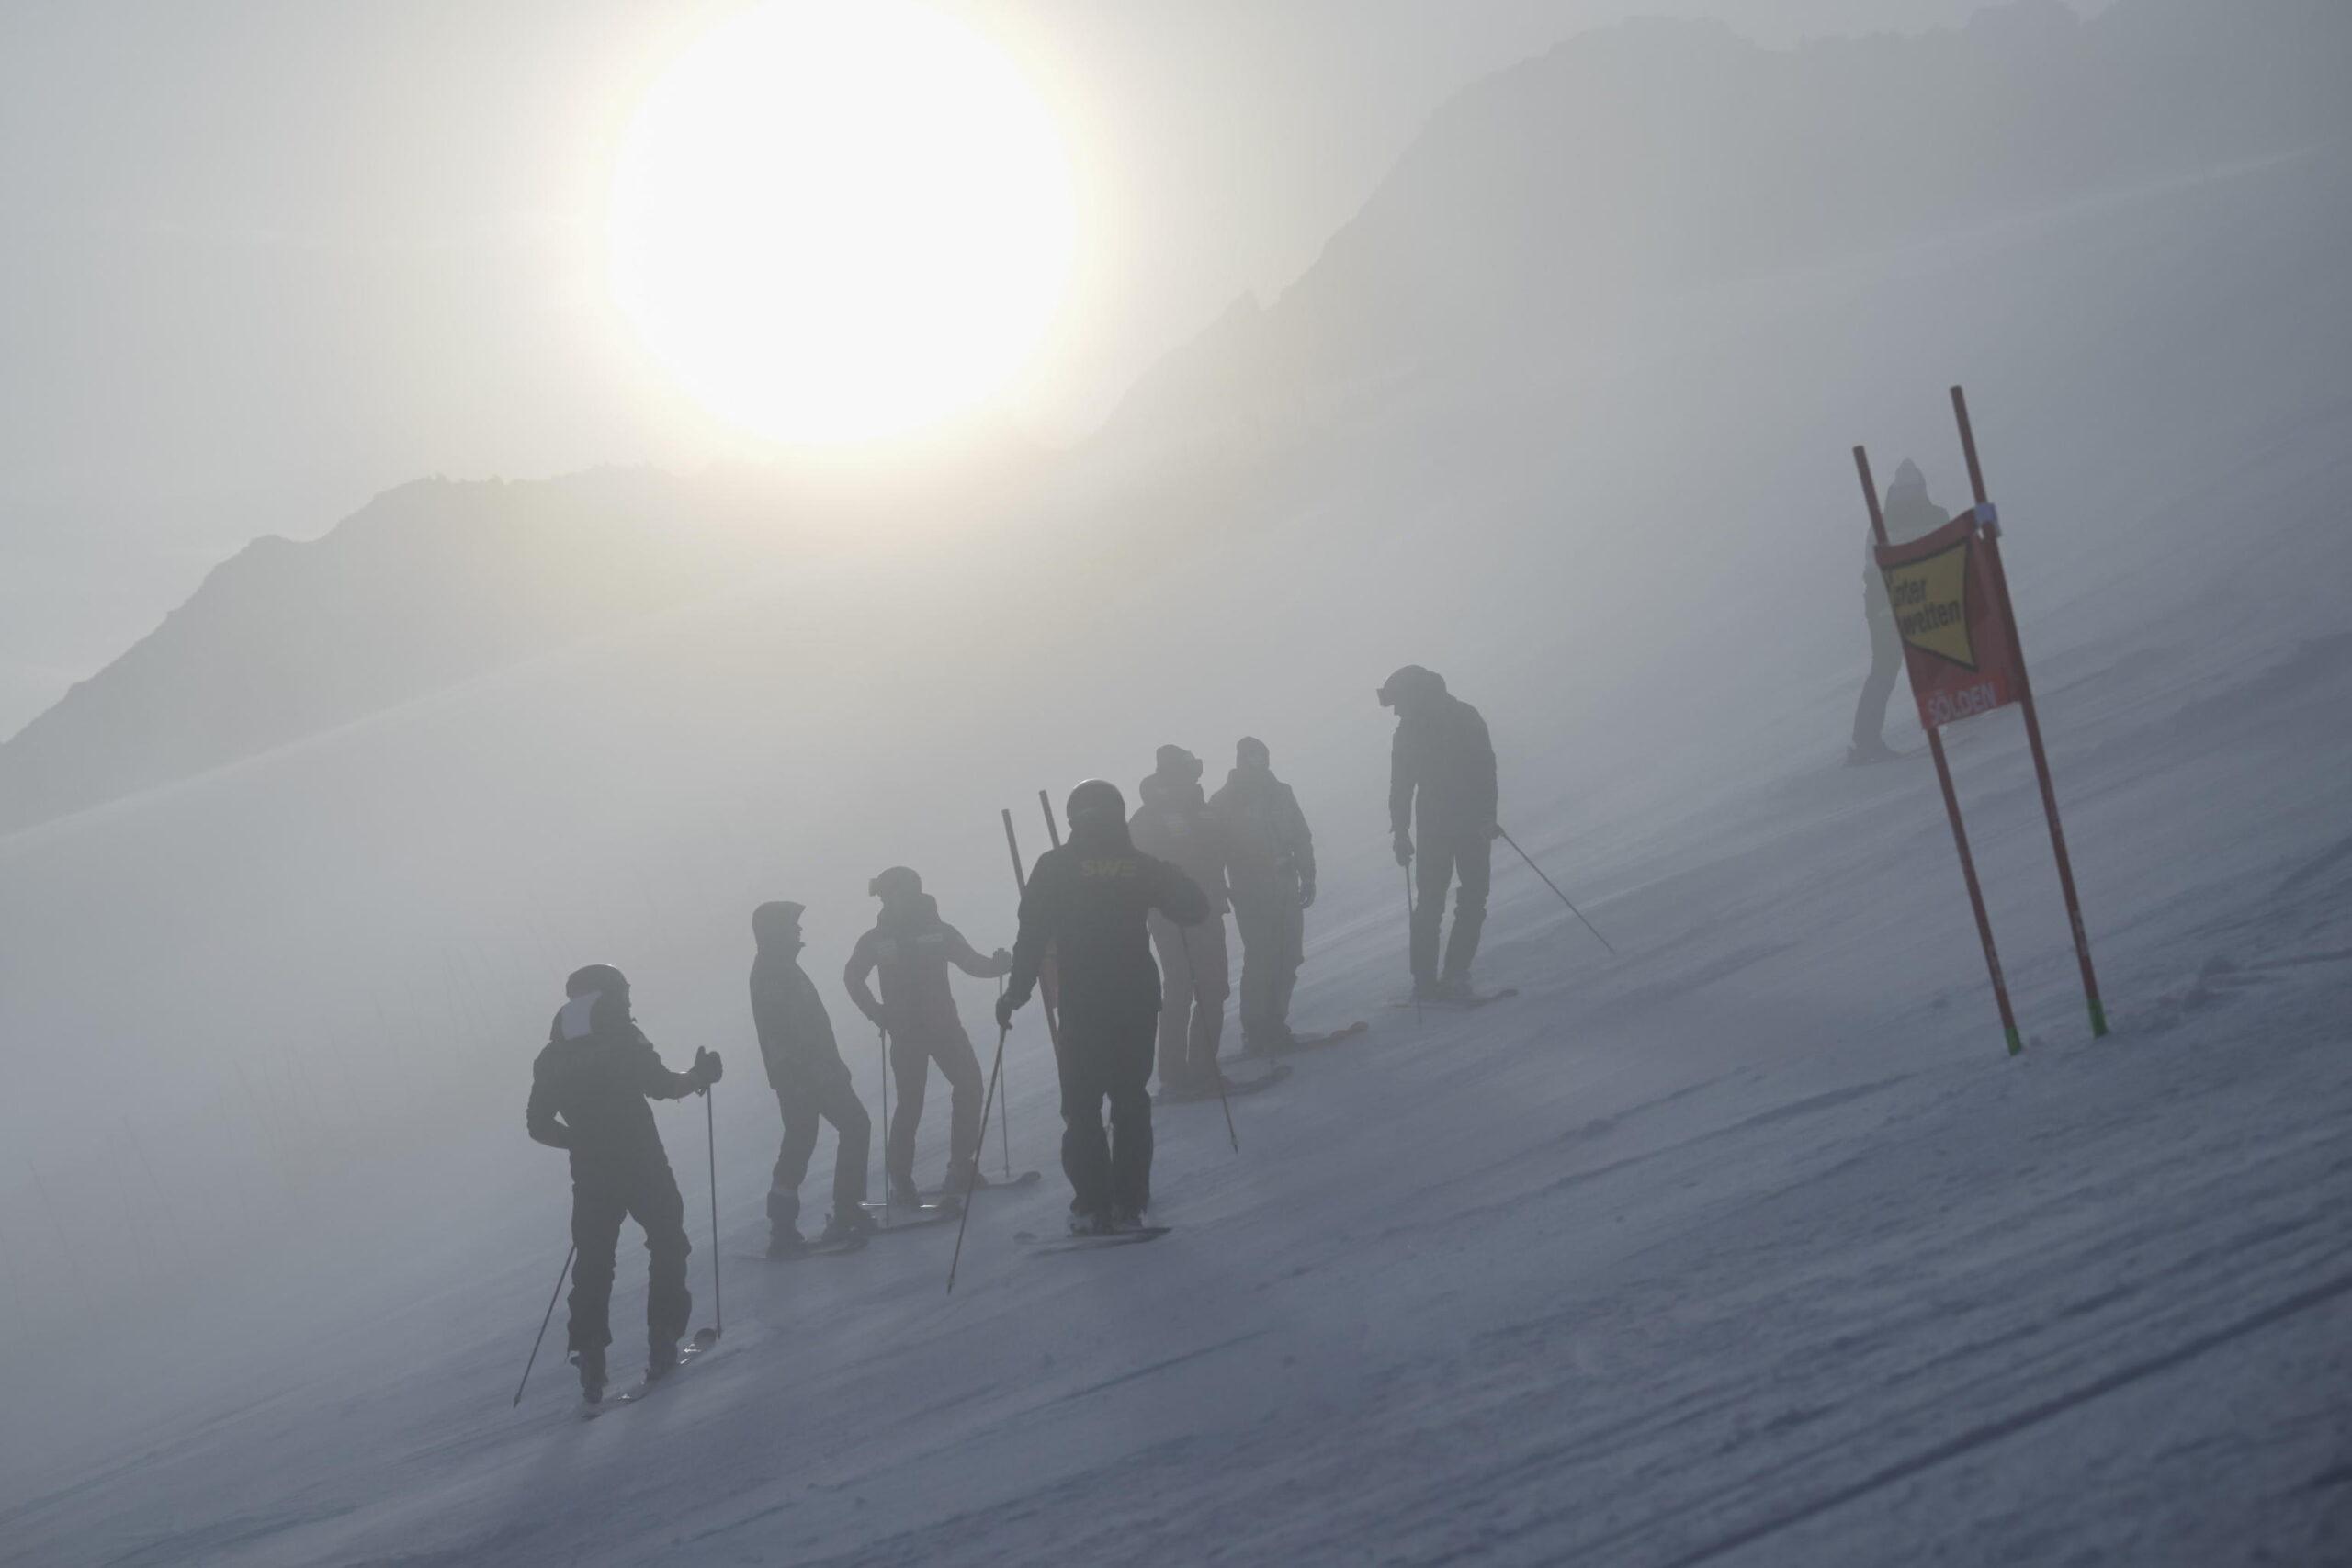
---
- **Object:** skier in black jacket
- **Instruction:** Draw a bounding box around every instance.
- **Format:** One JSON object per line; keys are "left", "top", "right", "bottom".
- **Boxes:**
{"left": 750, "top": 901, "right": 876, "bottom": 1257}
{"left": 526, "top": 964, "right": 719, "bottom": 1404}
{"left": 998, "top": 778, "right": 1210, "bottom": 1234}
{"left": 1381, "top": 664, "right": 1499, "bottom": 1001}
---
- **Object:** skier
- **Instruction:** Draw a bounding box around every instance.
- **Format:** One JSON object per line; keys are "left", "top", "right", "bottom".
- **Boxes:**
{"left": 749, "top": 900, "right": 876, "bottom": 1257}
{"left": 1128, "top": 745, "right": 1233, "bottom": 1093}
{"left": 1209, "top": 736, "right": 1316, "bottom": 1051}
{"left": 843, "top": 867, "right": 1012, "bottom": 1206}
{"left": 1849, "top": 457, "right": 1951, "bottom": 764}
{"left": 526, "top": 964, "right": 720, "bottom": 1405}
{"left": 1380, "top": 664, "right": 1499, "bottom": 1002}
{"left": 998, "top": 779, "right": 1210, "bottom": 1234}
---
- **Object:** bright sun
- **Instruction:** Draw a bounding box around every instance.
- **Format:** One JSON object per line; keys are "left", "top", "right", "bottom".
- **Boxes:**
{"left": 607, "top": 1, "right": 1076, "bottom": 445}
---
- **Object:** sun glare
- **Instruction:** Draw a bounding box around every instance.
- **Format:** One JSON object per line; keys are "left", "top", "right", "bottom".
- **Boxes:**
{"left": 607, "top": 1, "right": 1077, "bottom": 445}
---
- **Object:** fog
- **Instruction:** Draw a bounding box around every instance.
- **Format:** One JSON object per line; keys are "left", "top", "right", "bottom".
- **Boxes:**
{"left": 2, "top": 2, "right": 2348, "bottom": 1562}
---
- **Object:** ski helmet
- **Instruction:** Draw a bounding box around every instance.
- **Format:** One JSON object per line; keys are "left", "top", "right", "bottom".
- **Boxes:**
{"left": 1066, "top": 778, "right": 1125, "bottom": 830}
{"left": 566, "top": 963, "right": 628, "bottom": 998}
{"left": 1378, "top": 664, "right": 1445, "bottom": 709}
{"left": 869, "top": 866, "right": 922, "bottom": 903}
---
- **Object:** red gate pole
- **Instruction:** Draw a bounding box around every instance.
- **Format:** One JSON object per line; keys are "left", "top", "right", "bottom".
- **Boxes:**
{"left": 1857, "top": 444, "right": 2023, "bottom": 1055}
{"left": 1949, "top": 388, "right": 2108, "bottom": 1038}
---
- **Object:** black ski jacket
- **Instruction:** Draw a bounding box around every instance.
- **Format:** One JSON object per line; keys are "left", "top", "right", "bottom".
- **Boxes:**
{"left": 1006, "top": 821, "right": 1210, "bottom": 1030}
{"left": 750, "top": 947, "right": 848, "bottom": 1090}
{"left": 1389, "top": 693, "right": 1498, "bottom": 837}
{"left": 526, "top": 996, "right": 699, "bottom": 1179}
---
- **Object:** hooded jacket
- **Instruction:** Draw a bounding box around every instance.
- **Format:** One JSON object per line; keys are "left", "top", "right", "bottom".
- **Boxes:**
{"left": 1006, "top": 816, "right": 1210, "bottom": 1027}
{"left": 1129, "top": 774, "right": 1231, "bottom": 915}
{"left": 1387, "top": 674, "right": 1498, "bottom": 837}
{"left": 526, "top": 989, "right": 699, "bottom": 1175}
{"left": 1210, "top": 764, "right": 1314, "bottom": 898}
{"left": 750, "top": 938, "right": 844, "bottom": 1089}
{"left": 844, "top": 893, "right": 1008, "bottom": 1043}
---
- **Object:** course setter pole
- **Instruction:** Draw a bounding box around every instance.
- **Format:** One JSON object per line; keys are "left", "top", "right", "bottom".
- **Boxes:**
{"left": 1950, "top": 387, "right": 2108, "bottom": 1038}
{"left": 1856, "top": 444, "right": 2022, "bottom": 1055}
{"left": 1003, "top": 810, "right": 1062, "bottom": 1051}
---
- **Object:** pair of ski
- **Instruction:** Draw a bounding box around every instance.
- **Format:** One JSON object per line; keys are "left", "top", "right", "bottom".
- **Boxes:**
{"left": 741, "top": 1169, "right": 1047, "bottom": 1263}
{"left": 1013, "top": 1224, "right": 1172, "bottom": 1256}
{"left": 1154, "top": 1021, "right": 1371, "bottom": 1104}
{"left": 1385, "top": 987, "right": 1519, "bottom": 1012}
{"left": 582, "top": 1325, "right": 718, "bottom": 1417}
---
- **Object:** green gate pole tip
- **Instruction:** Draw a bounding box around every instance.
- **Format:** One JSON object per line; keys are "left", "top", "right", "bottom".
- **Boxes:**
{"left": 2089, "top": 999, "right": 2109, "bottom": 1039}
{"left": 2006, "top": 1027, "right": 2024, "bottom": 1057}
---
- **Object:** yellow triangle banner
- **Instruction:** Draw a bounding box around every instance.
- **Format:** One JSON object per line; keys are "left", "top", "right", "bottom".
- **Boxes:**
{"left": 1882, "top": 534, "right": 1977, "bottom": 670}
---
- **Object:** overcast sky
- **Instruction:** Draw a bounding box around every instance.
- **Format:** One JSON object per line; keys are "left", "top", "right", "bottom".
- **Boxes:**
{"left": 0, "top": 0, "right": 2030, "bottom": 737}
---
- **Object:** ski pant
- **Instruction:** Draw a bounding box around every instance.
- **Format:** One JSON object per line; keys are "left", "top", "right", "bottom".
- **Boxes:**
{"left": 887, "top": 1029, "right": 983, "bottom": 1188}
{"left": 1055, "top": 1007, "right": 1157, "bottom": 1219}
{"left": 568, "top": 1158, "right": 691, "bottom": 1364}
{"left": 1412, "top": 824, "right": 1492, "bottom": 987}
{"left": 1231, "top": 886, "right": 1303, "bottom": 1046}
{"left": 1852, "top": 612, "right": 1904, "bottom": 749}
{"left": 768, "top": 1058, "right": 870, "bottom": 1238}
{"left": 1148, "top": 912, "right": 1228, "bottom": 1084}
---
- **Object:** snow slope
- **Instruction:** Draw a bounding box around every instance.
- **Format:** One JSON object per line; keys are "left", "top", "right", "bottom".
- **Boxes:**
{"left": 5, "top": 74, "right": 2351, "bottom": 1568}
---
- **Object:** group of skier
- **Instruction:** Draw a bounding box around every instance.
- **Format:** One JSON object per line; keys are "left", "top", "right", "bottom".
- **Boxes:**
{"left": 525, "top": 668, "right": 1502, "bottom": 1405}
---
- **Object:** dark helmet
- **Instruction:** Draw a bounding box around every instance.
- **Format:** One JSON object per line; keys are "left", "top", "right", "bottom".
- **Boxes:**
{"left": 1066, "top": 778, "right": 1125, "bottom": 830}
{"left": 1152, "top": 744, "right": 1202, "bottom": 783}
{"left": 751, "top": 900, "right": 805, "bottom": 947}
{"left": 1378, "top": 664, "right": 1446, "bottom": 709}
{"left": 1235, "top": 735, "right": 1270, "bottom": 769}
{"left": 566, "top": 963, "right": 628, "bottom": 998}
{"left": 868, "top": 866, "right": 922, "bottom": 903}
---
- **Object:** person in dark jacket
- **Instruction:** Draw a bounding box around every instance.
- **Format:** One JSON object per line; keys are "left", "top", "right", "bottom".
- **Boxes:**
{"left": 750, "top": 901, "right": 876, "bottom": 1256}
{"left": 1209, "top": 736, "right": 1316, "bottom": 1050}
{"left": 1129, "top": 746, "right": 1233, "bottom": 1092}
{"left": 844, "top": 868, "right": 1012, "bottom": 1206}
{"left": 1849, "top": 458, "right": 1951, "bottom": 764}
{"left": 1381, "top": 665, "right": 1499, "bottom": 1001}
{"left": 998, "top": 779, "right": 1210, "bottom": 1234}
{"left": 526, "top": 964, "right": 720, "bottom": 1404}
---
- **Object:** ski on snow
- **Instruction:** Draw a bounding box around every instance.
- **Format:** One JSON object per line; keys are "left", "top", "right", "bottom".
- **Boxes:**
{"left": 1253, "top": 1021, "right": 1368, "bottom": 1057}
{"left": 583, "top": 1327, "right": 717, "bottom": 1417}
{"left": 1156, "top": 1062, "right": 1293, "bottom": 1104}
{"left": 1385, "top": 987, "right": 1519, "bottom": 1011}
{"left": 1014, "top": 1225, "right": 1172, "bottom": 1256}
{"left": 925, "top": 1168, "right": 1044, "bottom": 1199}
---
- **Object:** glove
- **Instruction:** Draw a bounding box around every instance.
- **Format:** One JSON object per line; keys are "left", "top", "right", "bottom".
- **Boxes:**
{"left": 1298, "top": 876, "right": 1317, "bottom": 910}
{"left": 994, "top": 993, "right": 1019, "bottom": 1032}
{"left": 1393, "top": 829, "right": 1414, "bottom": 867}
{"left": 991, "top": 947, "right": 1012, "bottom": 975}
{"left": 1488, "top": 822, "right": 1505, "bottom": 841}
{"left": 692, "top": 1047, "right": 723, "bottom": 1089}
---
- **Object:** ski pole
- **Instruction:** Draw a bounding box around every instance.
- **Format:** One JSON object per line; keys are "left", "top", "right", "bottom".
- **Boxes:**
{"left": 876, "top": 1022, "right": 891, "bottom": 1218}
{"left": 1178, "top": 924, "right": 1239, "bottom": 1155}
{"left": 1496, "top": 826, "right": 1615, "bottom": 955}
{"left": 997, "top": 977, "right": 1011, "bottom": 1178}
{"left": 702, "top": 1082, "right": 721, "bottom": 1345}
{"left": 512, "top": 1243, "right": 576, "bottom": 1407}
{"left": 1404, "top": 858, "right": 1421, "bottom": 1027}
{"left": 946, "top": 1020, "right": 1012, "bottom": 1295}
